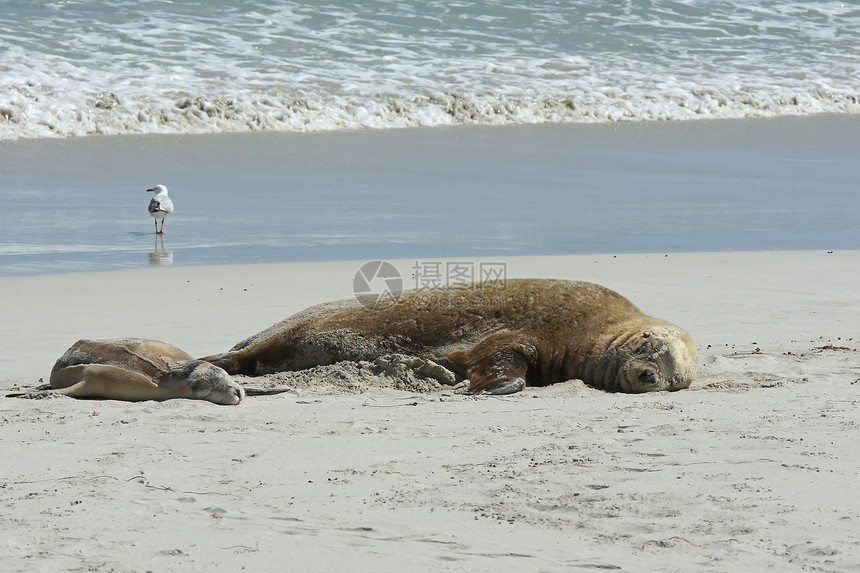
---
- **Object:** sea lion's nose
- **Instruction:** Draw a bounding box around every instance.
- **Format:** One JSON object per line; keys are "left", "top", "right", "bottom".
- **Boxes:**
{"left": 638, "top": 368, "right": 658, "bottom": 385}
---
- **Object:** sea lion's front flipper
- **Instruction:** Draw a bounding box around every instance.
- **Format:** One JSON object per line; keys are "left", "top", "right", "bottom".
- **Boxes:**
{"left": 448, "top": 332, "right": 536, "bottom": 395}
{"left": 470, "top": 377, "right": 526, "bottom": 395}
{"left": 50, "top": 364, "right": 172, "bottom": 401}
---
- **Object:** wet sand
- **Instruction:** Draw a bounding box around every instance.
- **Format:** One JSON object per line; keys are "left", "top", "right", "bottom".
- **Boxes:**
{"left": 1, "top": 115, "right": 858, "bottom": 275}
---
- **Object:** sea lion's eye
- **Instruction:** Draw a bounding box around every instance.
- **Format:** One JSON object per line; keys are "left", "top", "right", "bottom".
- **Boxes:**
{"left": 642, "top": 332, "right": 652, "bottom": 338}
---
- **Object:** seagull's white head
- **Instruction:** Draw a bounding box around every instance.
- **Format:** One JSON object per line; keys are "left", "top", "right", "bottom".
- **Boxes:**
{"left": 146, "top": 184, "right": 168, "bottom": 195}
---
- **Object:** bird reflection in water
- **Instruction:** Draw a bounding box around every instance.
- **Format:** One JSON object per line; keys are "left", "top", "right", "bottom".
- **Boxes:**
{"left": 149, "top": 234, "right": 173, "bottom": 265}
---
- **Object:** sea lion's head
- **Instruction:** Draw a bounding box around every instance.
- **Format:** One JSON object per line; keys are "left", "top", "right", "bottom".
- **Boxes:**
{"left": 587, "top": 322, "right": 698, "bottom": 393}
{"left": 167, "top": 360, "right": 246, "bottom": 405}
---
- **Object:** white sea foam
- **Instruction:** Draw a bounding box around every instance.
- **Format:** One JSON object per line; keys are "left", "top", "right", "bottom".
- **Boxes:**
{"left": 1, "top": 0, "right": 858, "bottom": 139}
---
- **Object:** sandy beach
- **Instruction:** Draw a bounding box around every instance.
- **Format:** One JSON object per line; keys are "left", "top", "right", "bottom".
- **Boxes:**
{"left": 1, "top": 250, "right": 858, "bottom": 572}
{"left": 3, "top": 1, "right": 859, "bottom": 568}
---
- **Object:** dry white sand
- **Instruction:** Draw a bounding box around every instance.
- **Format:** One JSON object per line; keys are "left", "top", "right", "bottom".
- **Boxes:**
{"left": 1, "top": 251, "right": 859, "bottom": 572}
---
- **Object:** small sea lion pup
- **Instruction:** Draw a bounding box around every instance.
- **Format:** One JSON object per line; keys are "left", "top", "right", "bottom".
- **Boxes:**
{"left": 204, "top": 279, "right": 697, "bottom": 394}
{"left": 50, "top": 339, "right": 245, "bottom": 405}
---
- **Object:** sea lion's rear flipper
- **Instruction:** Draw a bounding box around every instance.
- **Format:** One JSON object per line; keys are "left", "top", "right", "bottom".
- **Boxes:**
{"left": 448, "top": 332, "right": 536, "bottom": 395}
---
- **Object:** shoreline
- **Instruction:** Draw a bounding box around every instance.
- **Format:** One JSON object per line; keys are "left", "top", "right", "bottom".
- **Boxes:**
{"left": 2, "top": 114, "right": 859, "bottom": 276}
{"left": 4, "top": 112, "right": 857, "bottom": 146}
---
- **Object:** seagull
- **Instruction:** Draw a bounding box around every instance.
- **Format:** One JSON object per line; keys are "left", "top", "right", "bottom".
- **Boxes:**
{"left": 146, "top": 184, "right": 174, "bottom": 234}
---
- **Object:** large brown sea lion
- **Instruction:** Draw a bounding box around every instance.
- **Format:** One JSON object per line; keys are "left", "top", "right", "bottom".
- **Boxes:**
{"left": 49, "top": 339, "right": 245, "bottom": 404}
{"left": 204, "top": 279, "right": 698, "bottom": 394}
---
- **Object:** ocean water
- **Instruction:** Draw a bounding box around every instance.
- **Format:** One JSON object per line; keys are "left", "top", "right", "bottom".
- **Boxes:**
{"left": 1, "top": 3, "right": 858, "bottom": 276}
{"left": 1, "top": 0, "right": 858, "bottom": 139}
